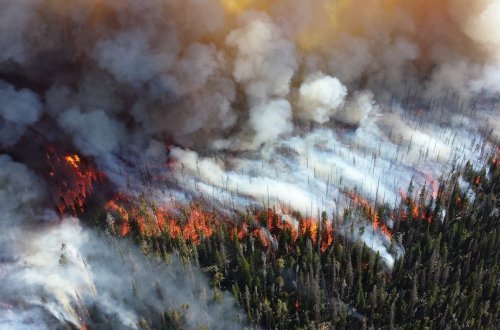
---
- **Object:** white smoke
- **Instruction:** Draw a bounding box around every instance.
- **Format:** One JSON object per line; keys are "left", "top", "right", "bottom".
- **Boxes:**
{"left": 298, "top": 73, "right": 347, "bottom": 124}
{"left": 226, "top": 14, "right": 297, "bottom": 100}
{"left": 0, "top": 1, "right": 499, "bottom": 325}
{"left": 0, "top": 156, "right": 246, "bottom": 329}
{"left": 461, "top": 0, "right": 500, "bottom": 49}
{"left": 249, "top": 99, "right": 293, "bottom": 147}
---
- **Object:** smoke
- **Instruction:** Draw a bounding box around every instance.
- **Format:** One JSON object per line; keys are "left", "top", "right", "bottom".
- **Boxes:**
{"left": 1, "top": 1, "right": 499, "bottom": 152}
{"left": 226, "top": 14, "right": 297, "bottom": 100}
{"left": 298, "top": 73, "right": 347, "bottom": 124}
{"left": 224, "top": 14, "right": 298, "bottom": 149}
{"left": 249, "top": 99, "right": 294, "bottom": 148}
{"left": 0, "top": 81, "right": 43, "bottom": 147}
{"left": 0, "top": 155, "right": 246, "bottom": 329}
{"left": 1, "top": 0, "right": 500, "bottom": 325}
{"left": 58, "top": 107, "right": 126, "bottom": 158}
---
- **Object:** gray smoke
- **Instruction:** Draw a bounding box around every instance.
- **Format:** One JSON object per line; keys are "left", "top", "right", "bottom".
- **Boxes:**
{"left": 0, "top": 0, "right": 498, "bottom": 158}
{"left": 0, "top": 81, "right": 42, "bottom": 147}
{"left": 0, "top": 0, "right": 499, "bottom": 326}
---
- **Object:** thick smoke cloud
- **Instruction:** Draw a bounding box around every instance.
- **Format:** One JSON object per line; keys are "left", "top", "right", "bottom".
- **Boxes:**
{"left": 0, "top": 81, "right": 42, "bottom": 147}
{"left": 58, "top": 107, "right": 126, "bottom": 158}
{"left": 1, "top": 0, "right": 499, "bottom": 155}
{"left": 298, "top": 74, "right": 347, "bottom": 124}
{"left": 226, "top": 15, "right": 297, "bottom": 100}
{"left": 0, "top": 0, "right": 499, "bottom": 326}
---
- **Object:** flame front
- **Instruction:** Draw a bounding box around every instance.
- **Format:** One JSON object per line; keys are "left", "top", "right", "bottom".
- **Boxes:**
{"left": 105, "top": 195, "right": 338, "bottom": 252}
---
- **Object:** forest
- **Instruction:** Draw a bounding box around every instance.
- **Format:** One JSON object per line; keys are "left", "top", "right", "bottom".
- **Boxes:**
{"left": 90, "top": 156, "right": 500, "bottom": 329}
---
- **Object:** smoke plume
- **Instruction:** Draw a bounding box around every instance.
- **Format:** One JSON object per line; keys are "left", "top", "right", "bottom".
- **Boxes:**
{"left": 1, "top": 0, "right": 499, "bottom": 327}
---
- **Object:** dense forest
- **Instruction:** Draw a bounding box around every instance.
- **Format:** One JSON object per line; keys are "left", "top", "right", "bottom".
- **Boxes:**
{"left": 94, "top": 156, "right": 499, "bottom": 329}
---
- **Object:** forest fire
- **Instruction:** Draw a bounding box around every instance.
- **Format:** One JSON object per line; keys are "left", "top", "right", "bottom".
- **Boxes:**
{"left": 397, "top": 186, "right": 437, "bottom": 223}
{"left": 256, "top": 207, "right": 335, "bottom": 251}
{"left": 105, "top": 195, "right": 218, "bottom": 242}
{"left": 345, "top": 190, "right": 392, "bottom": 239}
{"left": 299, "top": 218, "right": 319, "bottom": 242}
{"left": 399, "top": 188, "right": 408, "bottom": 201}
{"left": 172, "top": 207, "right": 215, "bottom": 244}
{"left": 2, "top": 0, "right": 500, "bottom": 328}
{"left": 46, "top": 147, "right": 101, "bottom": 215}
{"left": 43, "top": 144, "right": 339, "bottom": 252}
{"left": 424, "top": 173, "right": 439, "bottom": 199}
{"left": 43, "top": 139, "right": 404, "bottom": 257}
{"left": 103, "top": 193, "right": 339, "bottom": 252}
{"left": 320, "top": 221, "right": 334, "bottom": 252}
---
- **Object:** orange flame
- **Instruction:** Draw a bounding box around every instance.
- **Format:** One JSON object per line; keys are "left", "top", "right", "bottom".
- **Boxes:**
{"left": 321, "top": 220, "right": 334, "bottom": 252}
{"left": 300, "top": 218, "right": 319, "bottom": 243}
{"left": 181, "top": 208, "right": 214, "bottom": 244}
{"left": 106, "top": 197, "right": 217, "bottom": 243}
{"left": 65, "top": 155, "right": 81, "bottom": 169}
{"left": 46, "top": 148, "right": 100, "bottom": 215}
{"left": 253, "top": 228, "right": 270, "bottom": 247}
{"left": 104, "top": 196, "right": 338, "bottom": 251}
{"left": 346, "top": 190, "right": 392, "bottom": 239}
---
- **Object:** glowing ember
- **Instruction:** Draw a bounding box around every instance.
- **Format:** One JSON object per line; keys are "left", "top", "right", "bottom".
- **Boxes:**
{"left": 65, "top": 155, "right": 81, "bottom": 169}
